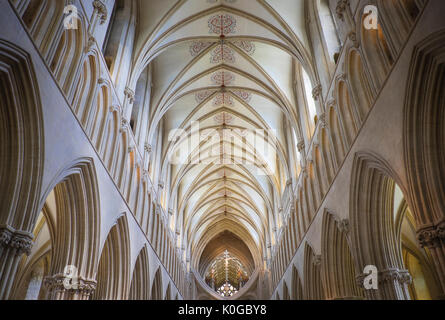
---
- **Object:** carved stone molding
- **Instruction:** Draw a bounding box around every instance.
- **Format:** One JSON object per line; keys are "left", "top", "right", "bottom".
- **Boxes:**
{"left": 319, "top": 112, "right": 327, "bottom": 129}
{"left": 380, "top": 269, "right": 412, "bottom": 285}
{"left": 93, "top": 0, "right": 108, "bottom": 25}
{"left": 348, "top": 32, "right": 360, "bottom": 48}
{"left": 124, "top": 87, "right": 135, "bottom": 104}
{"left": 120, "top": 118, "right": 129, "bottom": 132}
{"left": 312, "top": 84, "right": 322, "bottom": 101}
{"left": 297, "top": 140, "right": 305, "bottom": 153}
{"left": 144, "top": 143, "right": 152, "bottom": 154}
{"left": 337, "top": 219, "right": 350, "bottom": 234}
{"left": 417, "top": 221, "right": 445, "bottom": 248}
{"left": 356, "top": 268, "right": 412, "bottom": 288}
{"left": 336, "top": 0, "right": 350, "bottom": 21}
{"left": 44, "top": 274, "right": 97, "bottom": 297}
{"left": 85, "top": 34, "right": 96, "bottom": 53}
{"left": 0, "top": 227, "right": 33, "bottom": 256}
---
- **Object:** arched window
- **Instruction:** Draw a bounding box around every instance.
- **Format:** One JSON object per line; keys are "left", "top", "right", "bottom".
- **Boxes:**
{"left": 103, "top": 0, "right": 124, "bottom": 71}
{"left": 131, "top": 67, "right": 151, "bottom": 144}
{"left": 318, "top": 0, "right": 341, "bottom": 63}
{"left": 301, "top": 68, "right": 318, "bottom": 137}
{"left": 292, "top": 129, "right": 302, "bottom": 176}
{"left": 102, "top": 0, "right": 118, "bottom": 57}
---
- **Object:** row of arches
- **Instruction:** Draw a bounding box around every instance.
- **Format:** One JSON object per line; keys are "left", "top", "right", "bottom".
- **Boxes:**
{"left": 0, "top": 0, "right": 184, "bottom": 299}
{"left": 272, "top": 47, "right": 375, "bottom": 287}
{"left": 271, "top": 1, "right": 445, "bottom": 299}
{"left": 276, "top": 152, "right": 441, "bottom": 300}
{"left": 7, "top": 158, "right": 178, "bottom": 300}
{"left": 276, "top": 1, "right": 404, "bottom": 271}
{"left": 8, "top": 0, "right": 185, "bottom": 296}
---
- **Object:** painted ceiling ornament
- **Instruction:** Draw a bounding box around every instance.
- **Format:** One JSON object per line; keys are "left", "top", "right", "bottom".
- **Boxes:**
{"left": 232, "top": 40, "right": 256, "bottom": 55}
{"left": 213, "top": 92, "right": 234, "bottom": 107}
{"left": 195, "top": 90, "right": 214, "bottom": 103}
{"left": 214, "top": 112, "right": 234, "bottom": 125}
{"left": 231, "top": 89, "right": 252, "bottom": 103}
{"left": 190, "top": 41, "right": 213, "bottom": 57}
{"left": 211, "top": 71, "right": 235, "bottom": 86}
{"left": 208, "top": 14, "right": 237, "bottom": 35}
{"left": 210, "top": 45, "right": 235, "bottom": 64}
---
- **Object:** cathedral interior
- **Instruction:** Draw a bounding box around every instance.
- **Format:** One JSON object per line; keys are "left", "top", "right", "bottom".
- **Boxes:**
{"left": 1, "top": 0, "right": 445, "bottom": 300}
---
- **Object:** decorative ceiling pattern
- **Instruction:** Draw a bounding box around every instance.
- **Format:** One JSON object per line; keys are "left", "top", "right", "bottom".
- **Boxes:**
{"left": 212, "top": 92, "right": 234, "bottom": 107}
{"left": 208, "top": 14, "right": 237, "bottom": 35}
{"left": 190, "top": 41, "right": 213, "bottom": 57}
{"left": 210, "top": 45, "right": 235, "bottom": 64}
{"left": 132, "top": 0, "right": 312, "bottom": 300}
{"left": 232, "top": 40, "right": 256, "bottom": 55}
{"left": 211, "top": 71, "right": 235, "bottom": 86}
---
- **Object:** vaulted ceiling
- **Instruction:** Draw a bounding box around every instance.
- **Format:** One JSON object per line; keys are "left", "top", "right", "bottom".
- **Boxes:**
{"left": 130, "top": 0, "right": 314, "bottom": 297}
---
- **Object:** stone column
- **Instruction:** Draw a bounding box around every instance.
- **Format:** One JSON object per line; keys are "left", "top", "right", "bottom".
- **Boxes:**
{"left": 417, "top": 220, "right": 445, "bottom": 297}
{"left": 0, "top": 226, "right": 33, "bottom": 300}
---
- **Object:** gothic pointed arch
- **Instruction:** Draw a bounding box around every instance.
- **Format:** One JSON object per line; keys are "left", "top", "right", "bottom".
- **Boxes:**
{"left": 321, "top": 210, "right": 363, "bottom": 300}
{"left": 291, "top": 265, "right": 303, "bottom": 300}
{"left": 0, "top": 40, "right": 44, "bottom": 299}
{"left": 403, "top": 30, "right": 445, "bottom": 294}
{"left": 151, "top": 267, "right": 163, "bottom": 300}
{"left": 303, "top": 242, "right": 324, "bottom": 300}
{"left": 129, "top": 246, "right": 150, "bottom": 300}
{"left": 93, "top": 215, "right": 131, "bottom": 300}
{"left": 350, "top": 152, "right": 411, "bottom": 300}
{"left": 39, "top": 158, "right": 101, "bottom": 300}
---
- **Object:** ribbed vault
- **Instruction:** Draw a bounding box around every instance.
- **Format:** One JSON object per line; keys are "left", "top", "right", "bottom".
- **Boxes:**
{"left": 131, "top": 0, "right": 313, "bottom": 299}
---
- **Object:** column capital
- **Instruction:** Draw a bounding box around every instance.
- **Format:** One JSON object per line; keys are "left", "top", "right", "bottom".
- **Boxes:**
{"left": 44, "top": 274, "right": 97, "bottom": 298}
{"left": 120, "top": 117, "right": 129, "bottom": 132}
{"left": 312, "top": 84, "right": 323, "bottom": 101}
{"left": 145, "top": 143, "right": 153, "bottom": 154}
{"left": 297, "top": 140, "right": 305, "bottom": 153}
{"left": 92, "top": 0, "right": 108, "bottom": 25}
{"left": 336, "top": 0, "right": 350, "bottom": 21}
{"left": 417, "top": 221, "right": 445, "bottom": 248}
{"left": 356, "top": 268, "right": 412, "bottom": 289}
{"left": 0, "top": 226, "right": 33, "bottom": 256}
{"left": 124, "top": 86, "right": 135, "bottom": 104}
{"left": 348, "top": 31, "right": 360, "bottom": 48}
{"left": 337, "top": 219, "right": 350, "bottom": 234}
{"left": 319, "top": 112, "right": 328, "bottom": 129}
